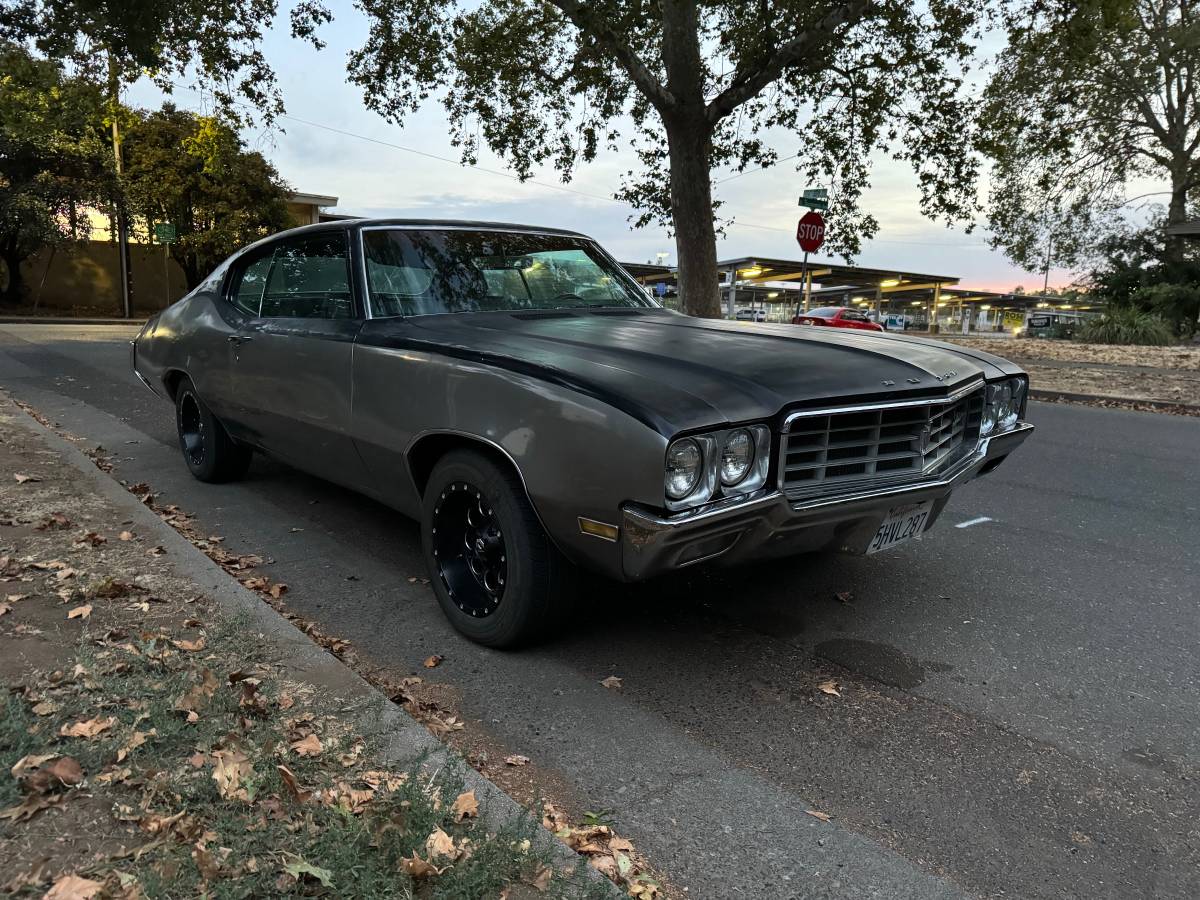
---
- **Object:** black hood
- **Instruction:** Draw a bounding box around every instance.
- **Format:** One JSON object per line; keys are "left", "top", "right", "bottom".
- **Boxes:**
{"left": 360, "top": 308, "right": 1022, "bottom": 436}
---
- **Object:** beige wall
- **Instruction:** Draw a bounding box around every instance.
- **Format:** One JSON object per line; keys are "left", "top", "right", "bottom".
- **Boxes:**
{"left": 19, "top": 240, "right": 190, "bottom": 316}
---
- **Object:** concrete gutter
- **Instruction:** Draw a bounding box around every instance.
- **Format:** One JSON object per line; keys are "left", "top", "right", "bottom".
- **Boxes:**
{"left": 4, "top": 394, "right": 620, "bottom": 895}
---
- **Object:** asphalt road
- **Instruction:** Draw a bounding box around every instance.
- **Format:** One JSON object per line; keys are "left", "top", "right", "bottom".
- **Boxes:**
{"left": 1, "top": 323, "right": 1197, "bottom": 899}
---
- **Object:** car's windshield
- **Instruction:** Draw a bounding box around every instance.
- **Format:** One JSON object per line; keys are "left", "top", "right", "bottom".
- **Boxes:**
{"left": 362, "top": 228, "right": 655, "bottom": 317}
{"left": 807, "top": 307, "right": 841, "bottom": 317}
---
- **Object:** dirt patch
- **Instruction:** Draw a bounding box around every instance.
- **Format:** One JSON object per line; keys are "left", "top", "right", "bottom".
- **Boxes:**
{"left": 1024, "top": 363, "right": 1200, "bottom": 407}
{"left": 936, "top": 336, "right": 1200, "bottom": 371}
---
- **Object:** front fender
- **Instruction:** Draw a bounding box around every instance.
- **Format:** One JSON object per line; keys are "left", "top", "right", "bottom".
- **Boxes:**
{"left": 351, "top": 342, "right": 667, "bottom": 578}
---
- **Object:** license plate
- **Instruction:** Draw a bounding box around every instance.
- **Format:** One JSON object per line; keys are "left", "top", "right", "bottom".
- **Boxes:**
{"left": 866, "top": 501, "right": 932, "bottom": 554}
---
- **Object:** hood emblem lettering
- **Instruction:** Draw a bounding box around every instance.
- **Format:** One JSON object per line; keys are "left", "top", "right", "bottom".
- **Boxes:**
{"left": 933, "top": 370, "right": 958, "bottom": 382}
{"left": 881, "top": 380, "right": 895, "bottom": 386}
{"left": 906, "top": 377, "right": 921, "bottom": 384}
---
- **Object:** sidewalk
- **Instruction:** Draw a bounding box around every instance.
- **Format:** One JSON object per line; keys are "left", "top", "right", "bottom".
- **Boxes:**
{"left": 0, "top": 394, "right": 625, "bottom": 898}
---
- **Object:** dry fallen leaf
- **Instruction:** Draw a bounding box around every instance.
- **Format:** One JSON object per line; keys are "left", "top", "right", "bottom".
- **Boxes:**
{"left": 398, "top": 852, "right": 442, "bottom": 878}
{"left": 43, "top": 874, "right": 103, "bottom": 900}
{"left": 451, "top": 789, "right": 478, "bottom": 822}
{"left": 66, "top": 604, "right": 92, "bottom": 620}
{"left": 269, "top": 583, "right": 288, "bottom": 599}
{"left": 806, "top": 809, "right": 832, "bottom": 822}
{"left": 211, "top": 748, "right": 252, "bottom": 801}
{"left": 600, "top": 675, "right": 623, "bottom": 689}
{"left": 59, "top": 716, "right": 115, "bottom": 739}
{"left": 291, "top": 734, "right": 323, "bottom": 757}
{"left": 172, "top": 637, "right": 206, "bottom": 652}
{"left": 423, "top": 654, "right": 443, "bottom": 668}
{"left": 817, "top": 680, "right": 842, "bottom": 697}
{"left": 0, "top": 604, "right": 10, "bottom": 618}
{"left": 30, "top": 700, "right": 60, "bottom": 716}
{"left": 424, "top": 827, "right": 457, "bottom": 860}
{"left": 835, "top": 591, "right": 853, "bottom": 604}
{"left": 504, "top": 754, "right": 530, "bottom": 767}
{"left": 118, "top": 531, "right": 134, "bottom": 541}
{"left": 13, "top": 473, "right": 41, "bottom": 484}
{"left": 277, "top": 764, "right": 312, "bottom": 803}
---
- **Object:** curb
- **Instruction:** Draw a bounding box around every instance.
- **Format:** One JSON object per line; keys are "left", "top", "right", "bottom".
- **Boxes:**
{"left": 0, "top": 317, "right": 148, "bottom": 325}
{"left": 4, "top": 396, "right": 619, "bottom": 895}
{"left": 1029, "top": 387, "right": 1200, "bottom": 413}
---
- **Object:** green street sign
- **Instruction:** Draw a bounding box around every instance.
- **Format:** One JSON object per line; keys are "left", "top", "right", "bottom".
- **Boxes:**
{"left": 800, "top": 188, "right": 829, "bottom": 212}
{"left": 153, "top": 223, "right": 177, "bottom": 244}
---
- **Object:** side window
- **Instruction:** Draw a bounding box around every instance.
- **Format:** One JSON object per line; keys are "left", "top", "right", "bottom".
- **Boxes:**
{"left": 842, "top": 309, "right": 868, "bottom": 322}
{"left": 260, "top": 232, "right": 354, "bottom": 320}
{"left": 230, "top": 253, "right": 273, "bottom": 316}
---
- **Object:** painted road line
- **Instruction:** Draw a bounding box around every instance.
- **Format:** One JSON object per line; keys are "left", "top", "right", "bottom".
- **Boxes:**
{"left": 955, "top": 517, "right": 994, "bottom": 529}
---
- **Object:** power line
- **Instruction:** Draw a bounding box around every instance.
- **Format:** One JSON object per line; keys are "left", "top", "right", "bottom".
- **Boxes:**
{"left": 164, "top": 79, "right": 992, "bottom": 250}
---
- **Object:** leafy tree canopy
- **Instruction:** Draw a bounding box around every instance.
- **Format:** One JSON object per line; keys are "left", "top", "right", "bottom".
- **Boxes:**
{"left": 0, "top": 0, "right": 330, "bottom": 121}
{"left": 0, "top": 41, "right": 113, "bottom": 303}
{"left": 330, "top": 0, "right": 987, "bottom": 316}
{"left": 122, "top": 104, "right": 292, "bottom": 288}
{"left": 979, "top": 0, "right": 1200, "bottom": 272}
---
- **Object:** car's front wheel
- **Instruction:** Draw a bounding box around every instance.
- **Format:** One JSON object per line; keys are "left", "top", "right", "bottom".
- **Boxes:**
{"left": 421, "top": 449, "right": 573, "bottom": 648}
{"left": 174, "top": 377, "right": 252, "bottom": 483}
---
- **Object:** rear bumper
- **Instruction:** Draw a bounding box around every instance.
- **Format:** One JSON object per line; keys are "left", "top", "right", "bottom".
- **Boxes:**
{"left": 618, "top": 422, "right": 1033, "bottom": 580}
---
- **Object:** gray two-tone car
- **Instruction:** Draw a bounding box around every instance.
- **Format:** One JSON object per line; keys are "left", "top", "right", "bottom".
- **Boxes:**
{"left": 131, "top": 219, "right": 1033, "bottom": 646}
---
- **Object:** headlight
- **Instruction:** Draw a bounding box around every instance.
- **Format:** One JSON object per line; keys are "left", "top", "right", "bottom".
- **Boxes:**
{"left": 720, "top": 429, "right": 755, "bottom": 485}
{"left": 665, "top": 438, "right": 703, "bottom": 499}
{"left": 983, "top": 377, "right": 1025, "bottom": 436}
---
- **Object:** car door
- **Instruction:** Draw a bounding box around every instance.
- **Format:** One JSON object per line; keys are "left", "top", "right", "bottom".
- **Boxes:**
{"left": 838, "top": 308, "right": 872, "bottom": 330}
{"left": 229, "top": 229, "right": 369, "bottom": 489}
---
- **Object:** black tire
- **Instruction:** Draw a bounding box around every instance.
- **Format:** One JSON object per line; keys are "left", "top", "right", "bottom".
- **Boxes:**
{"left": 422, "top": 449, "right": 573, "bottom": 648}
{"left": 174, "top": 377, "right": 252, "bottom": 483}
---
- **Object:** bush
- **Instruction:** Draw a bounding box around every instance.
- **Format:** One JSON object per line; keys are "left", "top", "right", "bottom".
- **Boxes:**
{"left": 1078, "top": 307, "right": 1175, "bottom": 346}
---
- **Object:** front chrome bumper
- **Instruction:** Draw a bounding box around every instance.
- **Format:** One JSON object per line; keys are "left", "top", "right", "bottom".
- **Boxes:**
{"left": 618, "top": 422, "right": 1034, "bottom": 580}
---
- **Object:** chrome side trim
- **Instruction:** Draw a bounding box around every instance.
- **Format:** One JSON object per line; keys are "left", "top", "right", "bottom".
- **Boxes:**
{"left": 780, "top": 378, "right": 985, "bottom": 431}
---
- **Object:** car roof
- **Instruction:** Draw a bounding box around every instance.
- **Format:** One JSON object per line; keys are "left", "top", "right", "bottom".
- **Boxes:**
{"left": 258, "top": 217, "right": 590, "bottom": 243}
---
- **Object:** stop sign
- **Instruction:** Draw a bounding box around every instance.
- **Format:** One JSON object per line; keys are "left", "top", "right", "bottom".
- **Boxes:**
{"left": 796, "top": 211, "right": 826, "bottom": 254}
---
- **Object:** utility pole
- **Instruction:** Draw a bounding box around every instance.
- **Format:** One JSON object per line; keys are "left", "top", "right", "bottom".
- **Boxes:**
{"left": 1042, "top": 234, "right": 1053, "bottom": 296}
{"left": 107, "top": 56, "right": 133, "bottom": 319}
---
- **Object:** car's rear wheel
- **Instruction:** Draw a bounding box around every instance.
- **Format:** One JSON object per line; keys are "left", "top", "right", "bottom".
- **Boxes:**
{"left": 174, "top": 377, "right": 252, "bottom": 483}
{"left": 421, "top": 449, "right": 573, "bottom": 648}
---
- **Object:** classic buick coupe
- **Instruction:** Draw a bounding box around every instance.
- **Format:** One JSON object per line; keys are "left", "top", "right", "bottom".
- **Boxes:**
{"left": 131, "top": 220, "right": 1033, "bottom": 646}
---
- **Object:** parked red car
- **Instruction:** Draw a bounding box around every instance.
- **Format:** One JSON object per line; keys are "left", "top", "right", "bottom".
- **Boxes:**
{"left": 792, "top": 306, "right": 885, "bottom": 332}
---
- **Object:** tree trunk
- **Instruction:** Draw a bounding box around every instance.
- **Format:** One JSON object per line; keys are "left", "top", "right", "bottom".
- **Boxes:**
{"left": 665, "top": 118, "right": 722, "bottom": 318}
{"left": 1165, "top": 159, "right": 1190, "bottom": 275}
{"left": 0, "top": 245, "right": 24, "bottom": 306}
{"left": 659, "top": 0, "right": 721, "bottom": 318}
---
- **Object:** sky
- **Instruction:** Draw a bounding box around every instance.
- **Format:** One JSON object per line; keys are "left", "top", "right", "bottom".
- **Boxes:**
{"left": 124, "top": 3, "right": 1155, "bottom": 293}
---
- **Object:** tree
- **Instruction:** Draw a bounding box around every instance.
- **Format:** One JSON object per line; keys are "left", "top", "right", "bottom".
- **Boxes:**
{"left": 0, "top": 42, "right": 113, "bottom": 305}
{"left": 978, "top": 0, "right": 1200, "bottom": 273}
{"left": 122, "top": 105, "right": 292, "bottom": 289}
{"left": 1087, "top": 217, "right": 1200, "bottom": 334}
{"left": 339, "top": 0, "right": 985, "bottom": 317}
{"left": 0, "top": 0, "right": 327, "bottom": 311}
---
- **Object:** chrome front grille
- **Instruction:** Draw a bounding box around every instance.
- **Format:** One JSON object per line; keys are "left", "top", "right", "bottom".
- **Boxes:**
{"left": 780, "top": 387, "right": 984, "bottom": 498}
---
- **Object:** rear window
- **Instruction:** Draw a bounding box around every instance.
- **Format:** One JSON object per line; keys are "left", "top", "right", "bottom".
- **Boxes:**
{"left": 806, "top": 307, "right": 841, "bottom": 317}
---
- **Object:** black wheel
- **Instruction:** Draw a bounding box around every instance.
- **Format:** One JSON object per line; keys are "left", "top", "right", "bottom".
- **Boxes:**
{"left": 174, "top": 377, "right": 252, "bottom": 483}
{"left": 422, "top": 449, "right": 573, "bottom": 648}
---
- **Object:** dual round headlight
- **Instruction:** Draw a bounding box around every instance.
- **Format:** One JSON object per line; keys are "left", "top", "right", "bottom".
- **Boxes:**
{"left": 719, "top": 428, "right": 755, "bottom": 485}
{"left": 665, "top": 438, "right": 703, "bottom": 500}
{"left": 664, "top": 429, "right": 757, "bottom": 501}
{"left": 983, "top": 378, "right": 1026, "bottom": 435}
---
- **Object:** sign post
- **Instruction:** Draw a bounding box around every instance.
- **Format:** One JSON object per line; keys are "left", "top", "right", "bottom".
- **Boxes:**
{"left": 153, "top": 223, "right": 177, "bottom": 308}
{"left": 795, "top": 211, "right": 825, "bottom": 314}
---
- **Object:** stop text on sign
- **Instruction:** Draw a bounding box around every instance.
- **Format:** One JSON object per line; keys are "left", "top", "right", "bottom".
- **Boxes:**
{"left": 796, "top": 211, "right": 825, "bottom": 253}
